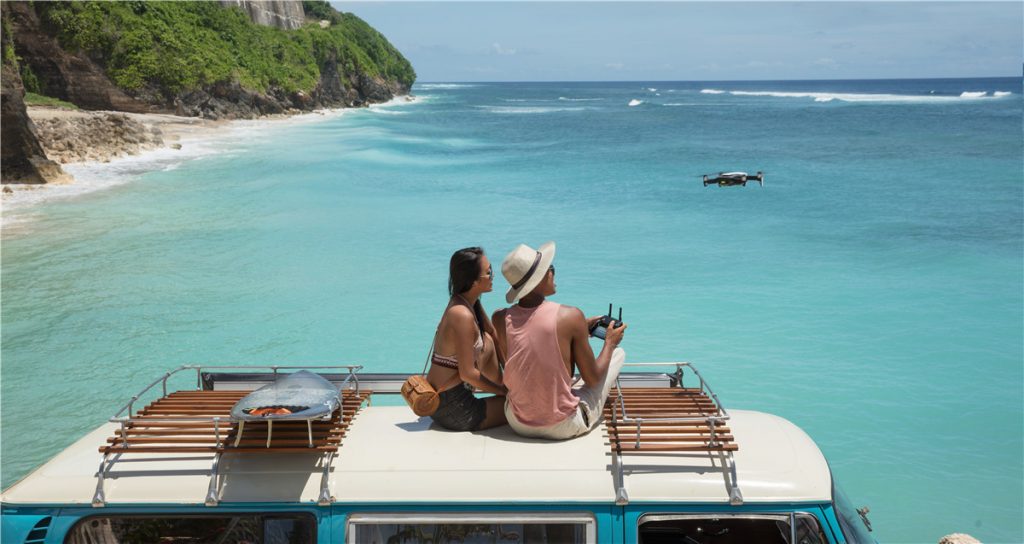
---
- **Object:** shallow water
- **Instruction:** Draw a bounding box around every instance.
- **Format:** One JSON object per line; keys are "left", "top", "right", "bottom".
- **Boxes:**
{"left": 2, "top": 78, "right": 1022, "bottom": 542}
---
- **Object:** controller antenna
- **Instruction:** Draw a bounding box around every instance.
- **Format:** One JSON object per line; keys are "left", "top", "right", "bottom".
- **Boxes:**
{"left": 618, "top": 307, "right": 622, "bottom": 322}
{"left": 608, "top": 303, "right": 613, "bottom": 317}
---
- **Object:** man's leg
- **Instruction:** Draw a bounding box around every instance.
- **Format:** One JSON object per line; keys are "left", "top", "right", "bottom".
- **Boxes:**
{"left": 505, "top": 400, "right": 588, "bottom": 440}
{"left": 576, "top": 348, "right": 626, "bottom": 429}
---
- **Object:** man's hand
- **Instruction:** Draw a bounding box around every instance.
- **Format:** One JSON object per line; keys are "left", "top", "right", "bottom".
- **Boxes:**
{"left": 586, "top": 316, "right": 603, "bottom": 330}
{"left": 605, "top": 320, "right": 626, "bottom": 347}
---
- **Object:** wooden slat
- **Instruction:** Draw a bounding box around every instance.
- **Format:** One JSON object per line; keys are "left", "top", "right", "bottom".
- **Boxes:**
{"left": 117, "top": 430, "right": 344, "bottom": 438}
{"left": 109, "top": 438, "right": 344, "bottom": 446}
{"left": 607, "top": 428, "right": 731, "bottom": 435}
{"left": 614, "top": 443, "right": 739, "bottom": 452}
{"left": 124, "top": 421, "right": 347, "bottom": 429}
{"left": 602, "top": 420, "right": 727, "bottom": 428}
{"left": 101, "top": 446, "right": 340, "bottom": 454}
{"left": 609, "top": 435, "right": 734, "bottom": 443}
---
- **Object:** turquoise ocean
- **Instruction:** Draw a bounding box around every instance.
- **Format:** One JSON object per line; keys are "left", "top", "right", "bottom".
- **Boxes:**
{"left": 2, "top": 78, "right": 1022, "bottom": 542}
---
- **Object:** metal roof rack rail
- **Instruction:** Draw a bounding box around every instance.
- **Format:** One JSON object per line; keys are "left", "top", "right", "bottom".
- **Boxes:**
{"left": 92, "top": 365, "right": 369, "bottom": 508}
{"left": 606, "top": 362, "right": 741, "bottom": 506}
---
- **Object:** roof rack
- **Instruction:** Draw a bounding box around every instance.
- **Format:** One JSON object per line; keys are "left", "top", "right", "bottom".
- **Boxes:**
{"left": 93, "top": 365, "right": 370, "bottom": 508}
{"left": 606, "top": 362, "right": 741, "bottom": 506}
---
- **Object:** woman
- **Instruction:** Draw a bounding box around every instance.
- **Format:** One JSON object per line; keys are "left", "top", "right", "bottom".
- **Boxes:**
{"left": 426, "top": 247, "right": 508, "bottom": 431}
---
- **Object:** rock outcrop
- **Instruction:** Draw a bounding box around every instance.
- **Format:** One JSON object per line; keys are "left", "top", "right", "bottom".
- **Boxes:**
{"left": 33, "top": 112, "right": 164, "bottom": 165}
{"left": 0, "top": 63, "right": 69, "bottom": 183}
{"left": 219, "top": 0, "right": 305, "bottom": 31}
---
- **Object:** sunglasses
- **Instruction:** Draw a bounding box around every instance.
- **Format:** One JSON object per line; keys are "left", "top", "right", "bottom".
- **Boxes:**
{"left": 549, "top": 265, "right": 555, "bottom": 277}
{"left": 480, "top": 266, "right": 493, "bottom": 279}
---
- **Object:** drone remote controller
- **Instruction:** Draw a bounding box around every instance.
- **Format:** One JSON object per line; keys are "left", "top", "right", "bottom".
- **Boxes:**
{"left": 589, "top": 303, "right": 624, "bottom": 340}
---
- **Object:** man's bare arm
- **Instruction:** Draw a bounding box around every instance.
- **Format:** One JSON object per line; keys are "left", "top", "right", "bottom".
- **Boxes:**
{"left": 567, "top": 306, "right": 625, "bottom": 387}
{"left": 565, "top": 307, "right": 603, "bottom": 385}
{"left": 491, "top": 309, "right": 508, "bottom": 363}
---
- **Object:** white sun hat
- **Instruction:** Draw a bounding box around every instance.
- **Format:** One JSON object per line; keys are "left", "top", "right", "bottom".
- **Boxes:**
{"left": 501, "top": 241, "right": 556, "bottom": 304}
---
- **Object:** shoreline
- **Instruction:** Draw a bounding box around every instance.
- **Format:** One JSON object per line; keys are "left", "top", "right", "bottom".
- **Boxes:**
{"left": 0, "top": 95, "right": 418, "bottom": 230}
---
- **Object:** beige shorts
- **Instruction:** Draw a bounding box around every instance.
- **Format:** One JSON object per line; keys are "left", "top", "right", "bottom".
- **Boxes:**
{"left": 505, "top": 348, "right": 625, "bottom": 440}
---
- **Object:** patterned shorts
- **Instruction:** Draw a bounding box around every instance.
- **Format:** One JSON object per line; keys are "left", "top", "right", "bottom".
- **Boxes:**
{"left": 432, "top": 383, "right": 487, "bottom": 432}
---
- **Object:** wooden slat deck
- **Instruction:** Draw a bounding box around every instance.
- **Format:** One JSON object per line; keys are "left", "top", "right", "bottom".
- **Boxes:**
{"left": 100, "top": 389, "right": 372, "bottom": 454}
{"left": 605, "top": 387, "right": 738, "bottom": 453}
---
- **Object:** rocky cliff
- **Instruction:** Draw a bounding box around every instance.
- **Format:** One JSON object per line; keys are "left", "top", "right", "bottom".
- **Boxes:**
{"left": 3, "top": 2, "right": 156, "bottom": 113}
{"left": 219, "top": 0, "right": 305, "bottom": 31}
{"left": 1, "top": 0, "right": 415, "bottom": 183}
{"left": 0, "top": 9, "right": 67, "bottom": 184}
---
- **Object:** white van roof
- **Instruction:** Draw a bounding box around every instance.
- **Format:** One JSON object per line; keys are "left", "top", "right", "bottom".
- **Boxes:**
{"left": 2, "top": 406, "right": 832, "bottom": 506}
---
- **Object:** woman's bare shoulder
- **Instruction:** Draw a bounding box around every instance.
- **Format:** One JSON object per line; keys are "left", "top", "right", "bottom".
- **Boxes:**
{"left": 444, "top": 303, "right": 476, "bottom": 324}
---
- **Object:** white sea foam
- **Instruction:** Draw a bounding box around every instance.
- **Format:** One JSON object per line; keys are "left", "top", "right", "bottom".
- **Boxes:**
{"left": 2, "top": 136, "right": 223, "bottom": 227}
{"left": 367, "top": 96, "right": 420, "bottom": 115}
{"left": 993, "top": 91, "right": 1013, "bottom": 97}
{"left": 724, "top": 90, "right": 1004, "bottom": 103}
{"left": 416, "top": 83, "right": 477, "bottom": 90}
{"left": 628, "top": 99, "right": 643, "bottom": 107}
{"left": 367, "top": 95, "right": 426, "bottom": 113}
{"left": 646, "top": 88, "right": 657, "bottom": 92}
{"left": 700, "top": 89, "right": 726, "bottom": 94}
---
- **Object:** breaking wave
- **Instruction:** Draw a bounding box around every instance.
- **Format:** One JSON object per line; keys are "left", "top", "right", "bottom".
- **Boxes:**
{"left": 416, "top": 83, "right": 478, "bottom": 90}
{"left": 700, "top": 89, "right": 726, "bottom": 94}
{"left": 722, "top": 90, "right": 1012, "bottom": 103}
{"left": 628, "top": 99, "right": 643, "bottom": 107}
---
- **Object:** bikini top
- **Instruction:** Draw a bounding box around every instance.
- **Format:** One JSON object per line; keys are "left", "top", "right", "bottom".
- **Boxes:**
{"left": 431, "top": 296, "right": 484, "bottom": 370}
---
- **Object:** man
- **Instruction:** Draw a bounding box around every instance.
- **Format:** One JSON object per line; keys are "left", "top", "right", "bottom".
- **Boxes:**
{"left": 492, "top": 241, "right": 626, "bottom": 440}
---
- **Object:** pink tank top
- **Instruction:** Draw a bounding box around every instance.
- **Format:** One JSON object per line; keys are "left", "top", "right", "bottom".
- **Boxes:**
{"left": 503, "top": 301, "right": 579, "bottom": 426}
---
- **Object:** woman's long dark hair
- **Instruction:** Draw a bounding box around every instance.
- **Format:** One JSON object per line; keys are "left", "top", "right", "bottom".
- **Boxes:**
{"left": 449, "top": 247, "right": 488, "bottom": 334}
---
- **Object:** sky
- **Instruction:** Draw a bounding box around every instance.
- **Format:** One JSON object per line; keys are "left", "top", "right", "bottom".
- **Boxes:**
{"left": 337, "top": 1, "right": 1024, "bottom": 82}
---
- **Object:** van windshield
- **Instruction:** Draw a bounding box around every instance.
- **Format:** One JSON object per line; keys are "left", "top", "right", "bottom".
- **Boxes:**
{"left": 833, "top": 484, "right": 875, "bottom": 544}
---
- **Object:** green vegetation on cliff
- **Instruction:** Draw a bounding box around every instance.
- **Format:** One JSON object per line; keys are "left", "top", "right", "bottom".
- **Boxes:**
{"left": 23, "top": 92, "right": 78, "bottom": 109}
{"left": 36, "top": 1, "right": 414, "bottom": 96}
